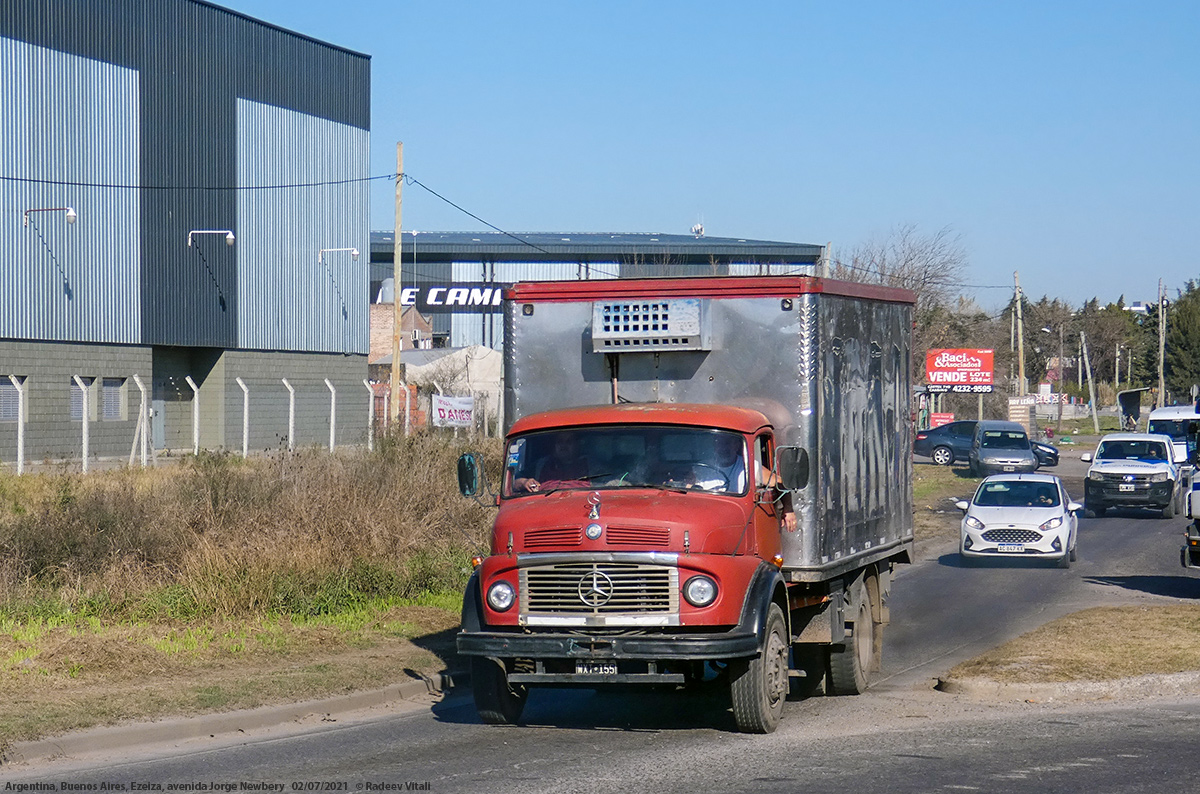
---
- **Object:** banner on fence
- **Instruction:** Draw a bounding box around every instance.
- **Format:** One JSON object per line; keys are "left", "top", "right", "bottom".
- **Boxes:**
{"left": 432, "top": 394, "right": 474, "bottom": 428}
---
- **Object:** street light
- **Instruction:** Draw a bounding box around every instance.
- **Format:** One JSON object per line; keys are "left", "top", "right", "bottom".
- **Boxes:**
{"left": 24, "top": 206, "right": 77, "bottom": 226}
{"left": 188, "top": 229, "right": 235, "bottom": 246}
{"left": 317, "top": 247, "right": 360, "bottom": 264}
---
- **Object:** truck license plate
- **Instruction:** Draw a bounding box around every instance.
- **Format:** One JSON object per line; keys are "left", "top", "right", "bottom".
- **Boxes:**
{"left": 997, "top": 544, "right": 1024, "bottom": 553}
{"left": 1119, "top": 483, "right": 1135, "bottom": 492}
{"left": 1003, "top": 466, "right": 1016, "bottom": 472}
{"left": 576, "top": 661, "right": 618, "bottom": 675}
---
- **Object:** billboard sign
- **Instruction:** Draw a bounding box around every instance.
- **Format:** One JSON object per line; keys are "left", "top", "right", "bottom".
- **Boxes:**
{"left": 926, "top": 349, "right": 994, "bottom": 394}
{"left": 432, "top": 394, "right": 474, "bottom": 428}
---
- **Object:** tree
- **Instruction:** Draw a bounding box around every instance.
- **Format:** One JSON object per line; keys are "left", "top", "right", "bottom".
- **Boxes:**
{"left": 1165, "top": 280, "right": 1200, "bottom": 401}
{"left": 831, "top": 224, "right": 970, "bottom": 360}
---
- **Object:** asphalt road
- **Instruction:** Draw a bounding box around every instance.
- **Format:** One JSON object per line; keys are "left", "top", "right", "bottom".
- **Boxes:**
{"left": 7, "top": 451, "right": 1200, "bottom": 792}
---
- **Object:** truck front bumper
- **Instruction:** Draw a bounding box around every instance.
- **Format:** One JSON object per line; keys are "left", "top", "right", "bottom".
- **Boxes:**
{"left": 457, "top": 626, "right": 760, "bottom": 661}
{"left": 1085, "top": 480, "right": 1175, "bottom": 509}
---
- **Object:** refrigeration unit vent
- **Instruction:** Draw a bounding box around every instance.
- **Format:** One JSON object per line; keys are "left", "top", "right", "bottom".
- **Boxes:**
{"left": 591, "top": 298, "right": 711, "bottom": 353}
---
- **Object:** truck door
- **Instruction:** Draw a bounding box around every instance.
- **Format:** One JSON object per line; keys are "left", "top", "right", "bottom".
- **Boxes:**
{"left": 753, "top": 432, "right": 784, "bottom": 562}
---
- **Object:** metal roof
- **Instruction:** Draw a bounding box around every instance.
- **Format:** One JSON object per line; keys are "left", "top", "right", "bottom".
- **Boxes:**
{"left": 370, "top": 231, "right": 824, "bottom": 261}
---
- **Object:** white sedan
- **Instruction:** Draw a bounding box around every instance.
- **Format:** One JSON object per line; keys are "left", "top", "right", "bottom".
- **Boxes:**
{"left": 957, "top": 473, "right": 1082, "bottom": 568}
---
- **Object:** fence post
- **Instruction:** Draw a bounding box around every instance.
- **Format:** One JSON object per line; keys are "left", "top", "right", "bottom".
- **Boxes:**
{"left": 131, "top": 374, "right": 148, "bottom": 467}
{"left": 325, "top": 378, "right": 336, "bottom": 452}
{"left": 400, "top": 381, "right": 411, "bottom": 437}
{"left": 281, "top": 378, "right": 296, "bottom": 452}
{"left": 8, "top": 376, "right": 26, "bottom": 475}
{"left": 363, "top": 379, "right": 375, "bottom": 452}
{"left": 72, "top": 375, "right": 91, "bottom": 473}
{"left": 185, "top": 376, "right": 200, "bottom": 455}
{"left": 235, "top": 377, "right": 249, "bottom": 457}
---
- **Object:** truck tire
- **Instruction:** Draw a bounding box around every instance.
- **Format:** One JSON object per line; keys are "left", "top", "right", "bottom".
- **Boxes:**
{"left": 729, "top": 603, "right": 788, "bottom": 733}
{"left": 470, "top": 656, "right": 528, "bottom": 725}
{"left": 827, "top": 580, "right": 874, "bottom": 695}
{"left": 1086, "top": 501, "right": 1105, "bottom": 518}
{"left": 1163, "top": 494, "right": 1176, "bottom": 519}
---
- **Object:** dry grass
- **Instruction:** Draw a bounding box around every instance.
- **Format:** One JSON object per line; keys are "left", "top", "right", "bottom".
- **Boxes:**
{"left": 947, "top": 605, "right": 1200, "bottom": 683}
{"left": 913, "top": 463, "right": 976, "bottom": 543}
{"left": 0, "top": 432, "right": 501, "bottom": 745}
{"left": 0, "top": 432, "right": 501, "bottom": 620}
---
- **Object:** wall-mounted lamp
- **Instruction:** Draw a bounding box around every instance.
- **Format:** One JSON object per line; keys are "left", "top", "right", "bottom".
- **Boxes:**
{"left": 318, "top": 247, "right": 360, "bottom": 263}
{"left": 24, "top": 206, "right": 77, "bottom": 226}
{"left": 188, "top": 229, "right": 235, "bottom": 246}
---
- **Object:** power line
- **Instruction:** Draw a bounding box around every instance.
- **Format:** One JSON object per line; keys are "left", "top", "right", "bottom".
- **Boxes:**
{"left": 0, "top": 173, "right": 393, "bottom": 190}
{"left": 400, "top": 173, "right": 555, "bottom": 256}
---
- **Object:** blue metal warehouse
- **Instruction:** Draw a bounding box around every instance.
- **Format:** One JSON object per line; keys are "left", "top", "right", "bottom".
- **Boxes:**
{"left": 1, "top": 0, "right": 370, "bottom": 465}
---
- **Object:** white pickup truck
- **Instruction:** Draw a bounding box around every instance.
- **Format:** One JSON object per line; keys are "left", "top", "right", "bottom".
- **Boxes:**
{"left": 1080, "top": 433, "right": 1184, "bottom": 519}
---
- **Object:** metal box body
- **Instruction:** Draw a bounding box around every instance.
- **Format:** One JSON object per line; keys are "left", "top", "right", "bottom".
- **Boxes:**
{"left": 503, "top": 276, "right": 915, "bottom": 580}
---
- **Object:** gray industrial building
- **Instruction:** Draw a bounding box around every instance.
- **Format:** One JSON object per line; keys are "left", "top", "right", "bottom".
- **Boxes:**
{"left": 369, "top": 231, "right": 826, "bottom": 350}
{"left": 1, "top": 0, "right": 370, "bottom": 466}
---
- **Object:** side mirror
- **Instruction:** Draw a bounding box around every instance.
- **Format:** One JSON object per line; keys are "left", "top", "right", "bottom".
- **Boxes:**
{"left": 775, "top": 446, "right": 810, "bottom": 491}
{"left": 1067, "top": 501, "right": 1083, "bottom": 514}
{"left": 955, "top": 500, "right": 970, "bottom": 512}
{"left": 457, "top": 453, "right": 480, "bottom": 497}
{"left": 1080, "top": 452, "right": 1093, "bottom": 463}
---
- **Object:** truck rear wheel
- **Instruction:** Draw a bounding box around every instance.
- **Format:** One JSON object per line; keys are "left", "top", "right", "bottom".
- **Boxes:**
{"left": 471, "top": 656, "right": 528, "bottom": 725}
{"left": 827, "top": 580, "right": 874, "bottom": 695}
{"left": 729, "top": 603, "right": 788, "bottom": 733}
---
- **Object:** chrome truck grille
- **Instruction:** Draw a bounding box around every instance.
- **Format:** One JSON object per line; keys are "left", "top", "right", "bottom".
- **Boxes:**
{"left": 518, "top": 557, "right": 680, "bottom": 627}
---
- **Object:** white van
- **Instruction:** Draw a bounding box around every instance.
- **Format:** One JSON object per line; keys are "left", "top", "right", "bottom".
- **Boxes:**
{"left": 1147, "top": 405, "right": 1200, "bottom": 465}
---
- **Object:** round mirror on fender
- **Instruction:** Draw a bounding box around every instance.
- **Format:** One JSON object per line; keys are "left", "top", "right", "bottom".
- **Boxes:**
{"left": 775, "top": 446, "right": 810, "bottom": 491}
{"left": 457, "top": 453, "right": 480, "bottom": 497}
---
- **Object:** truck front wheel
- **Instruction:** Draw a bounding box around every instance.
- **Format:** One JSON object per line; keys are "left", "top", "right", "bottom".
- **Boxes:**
{"left": 729, "top": 603, "right": 788, "bottom": 733}
{"left": 827, "top": 580, "right": 874, "bottom": 695}
{"left": 470, "top": 656, "right": 528, "bottom": 725}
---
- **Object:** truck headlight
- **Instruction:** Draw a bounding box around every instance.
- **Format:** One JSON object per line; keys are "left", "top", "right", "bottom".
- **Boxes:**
{"left": 964, "top": 515, "right": 985, "bottom": 531}
{"left": 683, "top": 575, "right": 718, "bottom": 607}
{"left": 1088, "top": 470, "right": 1105, "bottom": 481}
{"left": 1039, "top": 516, "right": 1064, "bottom": 532}
{"left": 487, "top": 581, "right": 516, "bottom": 611}
{"left": 1149, "top": 472, "right": 1169, "bottom": 483}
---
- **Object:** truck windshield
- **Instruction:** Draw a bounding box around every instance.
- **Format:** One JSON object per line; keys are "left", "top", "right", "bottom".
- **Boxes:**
{"left": 503, "top": 426, "right": 749, "bottom": 497}
{"left": 1148, "top": 419, "right": 1189, "bottom": 442}
{"left": 1095, "top": 440, "right": 1169, "bottom": 462}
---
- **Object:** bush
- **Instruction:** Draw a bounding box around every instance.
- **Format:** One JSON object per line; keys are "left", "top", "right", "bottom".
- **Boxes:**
{"left": 0, "top": 432, "right": 500, "bottom": 620}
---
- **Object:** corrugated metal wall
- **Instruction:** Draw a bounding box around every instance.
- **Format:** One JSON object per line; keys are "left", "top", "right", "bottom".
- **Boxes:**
{"left": 237, "top": 99, "right": 369, "bottom": 354}
{"left": 1, "top": 0, "right": 370, "bottom": 353}
{"left": 0, "top": 36, "right": 141, "bottom": 344}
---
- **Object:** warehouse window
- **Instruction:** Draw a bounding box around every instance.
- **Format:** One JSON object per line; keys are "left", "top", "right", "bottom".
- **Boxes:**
{"left": 0, "top": 378, "right": 23, "bottom": 423}
{"left": 70, "top": 378, "right": 96, "bottom": 421}
{"left": 102, "top": 377, "right": 126, "bottom": 421}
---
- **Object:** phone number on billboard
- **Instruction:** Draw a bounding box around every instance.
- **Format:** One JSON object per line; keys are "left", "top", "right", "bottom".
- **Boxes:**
{"left": 928, "top": 384, "right": 995, "bottom": 394}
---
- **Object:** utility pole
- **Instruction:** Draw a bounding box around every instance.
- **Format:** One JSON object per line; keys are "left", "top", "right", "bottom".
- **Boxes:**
{"left": 1115, "top": 344, "right": 1121, "bottom": 393}
{"left": 1158, "top": 278, "right": 1167, "bottom": 408}
{"left": 1082, "top": 331, "right": 1099, "bottom": 433}
{"left": 390, "top": 142, "right": 404, "bottom": 425}
{"left": 1014, "top": 272, "right": 1026, "bottom": 395}
{"left": 1056, "top": 323, "right": 1065, "bottom": 433}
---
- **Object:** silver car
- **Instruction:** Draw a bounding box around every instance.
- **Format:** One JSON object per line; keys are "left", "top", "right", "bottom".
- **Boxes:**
{"left": 957, "top": 473, "right": 1081, "bottom": 568}
{"left": 968, "top": 420, "right": 1039, "bottom": 477}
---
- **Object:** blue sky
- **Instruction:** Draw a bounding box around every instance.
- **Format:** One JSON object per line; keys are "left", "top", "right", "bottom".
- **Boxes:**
{"left": 224, "top": 1, "right": 1198, "bottom": 309}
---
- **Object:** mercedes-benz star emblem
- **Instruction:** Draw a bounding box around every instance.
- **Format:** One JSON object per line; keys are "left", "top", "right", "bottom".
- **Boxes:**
{"left": 578, "top": 571, "right": 614, "bottom": 607}
{"left": 587, "top": 492, "right": 601, "bottom": 520}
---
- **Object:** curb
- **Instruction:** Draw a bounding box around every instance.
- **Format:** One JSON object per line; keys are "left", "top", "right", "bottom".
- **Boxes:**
{"left": 936, "top": 670, "right": 1200, "bottom": 702}
{"left": 4, "top": 671, "right": 465, "bottom": 767}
